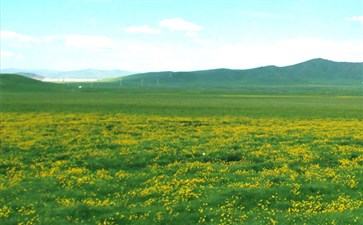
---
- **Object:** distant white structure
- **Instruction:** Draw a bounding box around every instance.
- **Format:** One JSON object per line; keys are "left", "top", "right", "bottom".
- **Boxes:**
{"left": 43, "top": 78, "right": 98, "bottom": 82}
{"left": 78, "top": 86, "right": 82, "bottom": 88}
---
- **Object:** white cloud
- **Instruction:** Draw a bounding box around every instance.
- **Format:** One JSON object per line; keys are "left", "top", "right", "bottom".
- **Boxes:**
{"left": 203, "top": 38, "right": 363, "bottom": 69}
{"left": 41, "top": 35, "right": 61, "bottom": 43}
{"left": 1, "top": 29, "right": 361, "bottom": 72}
{"left": 64, "top": 35, "right": 117, "bottom": 48}
{"left": 159, "top": 17, "right": 201, "bottom": 32}
{"left": 0, "top": 30, "right": 61, "bottom": 44}
{"left": 0, "top": 31, "right": 116, "bottom": 49}
{"left": 346, "top": 16, "right": 363, "bottom": 24}
{"left": 124, "top": 25, "right": 161, "bottom": 34}
{"left": 193, "top": 39, "right": 215, "bottom": 45}
{"left": 114, "top": 38, "right": 363, "bottom": 72}
{"left": 0, "top": 50, "right": 14, "bottom": 58}
{"left": 0, "top": 50, "right": 24, "bottom": 60}
{"left": 186, "top": 32, "right": 198, "bottom": 38}
{"left": 0, "top": 30, "right": 34, "bottom": 42}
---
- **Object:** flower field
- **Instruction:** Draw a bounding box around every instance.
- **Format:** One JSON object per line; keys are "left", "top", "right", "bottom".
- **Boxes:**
{"left": 0, "top": 112, "right": 362, "bottom": 224}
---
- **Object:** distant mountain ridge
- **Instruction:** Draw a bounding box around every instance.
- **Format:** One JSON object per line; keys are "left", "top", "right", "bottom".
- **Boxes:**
{"left": 0, "top": 68, "right": 134, "bottom": 80}
{"left": 110, "top": 58, "right": 363, "bottom": 87}
{"left": 16, "top": 72, "right": 45, "bottom": 80}
{"left": 1, "top": 58, "right": 362, "bottom": 87}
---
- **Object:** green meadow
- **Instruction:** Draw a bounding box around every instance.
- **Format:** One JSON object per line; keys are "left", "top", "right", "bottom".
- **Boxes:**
{"left": 0, "top": 75, "right": 363, "bottom": 224}
{"left": 1, "top": 75, "right": 362, "bottom": 118}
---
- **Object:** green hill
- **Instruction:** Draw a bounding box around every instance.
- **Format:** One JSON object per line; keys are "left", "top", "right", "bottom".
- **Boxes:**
{"left": 0, "top": 74, "right": 65, "bottom": 92}
{"left": 2, "top": 59, "right": 362, "bottom": 95}
{"left": 109, "top": 58, "right": 363, "bottom": 88}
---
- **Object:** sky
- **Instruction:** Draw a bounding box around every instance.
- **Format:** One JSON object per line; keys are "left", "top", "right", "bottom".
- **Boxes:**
{"left": 1, "top": 0, "right": 362, "bottom": 72}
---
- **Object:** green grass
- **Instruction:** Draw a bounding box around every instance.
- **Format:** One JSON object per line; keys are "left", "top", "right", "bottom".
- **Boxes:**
{"left": 1, "top": 87, "right": 362, "bottom": 119}
{"left": 1, "top": 74, "right": 362, "bottom": 119}
{"left": 1, "top": 74, "right": 363, "bottom": 224}
{"left": 0, "top": 74, "right": 65, "bottom": 92}
{"left": 1, "top": 113, "right": 362, "bottom": 224}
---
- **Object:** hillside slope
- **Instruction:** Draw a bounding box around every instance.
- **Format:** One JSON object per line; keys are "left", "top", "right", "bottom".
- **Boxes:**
{"left": 0, "top": 74, "right": 66, "bottom": 92}
{"left": 110, "top": 58, "right": 363, "bottom": 87}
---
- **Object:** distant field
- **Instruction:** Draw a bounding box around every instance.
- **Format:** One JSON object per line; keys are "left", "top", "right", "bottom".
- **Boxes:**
{"left": 1, "top": 88, "right": 363, "bottom": 119}
{"left": 1, "top": 76, "right": 363, "bottom": 224}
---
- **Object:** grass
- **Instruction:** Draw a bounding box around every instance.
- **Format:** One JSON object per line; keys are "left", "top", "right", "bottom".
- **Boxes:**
{"left": 0, "top": 76, "right": 363, "bottom": 224}
{"left": 1, "top": 87, "right": 362, "bottom": 119}
{"left": 0, "top": 74, "right": 65, "bottom": 92}
{"left": 1, "top": 113, "right": 362, "bottom": 224}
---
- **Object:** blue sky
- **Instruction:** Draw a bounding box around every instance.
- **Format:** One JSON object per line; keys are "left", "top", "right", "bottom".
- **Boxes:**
{"left": 1, "top": 0, "right": 362, "bottom": 72}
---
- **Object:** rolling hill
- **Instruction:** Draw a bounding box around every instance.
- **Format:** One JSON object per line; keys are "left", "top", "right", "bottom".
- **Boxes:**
{"left": 1, "top": 59, "right": 362, "bottom": 94}
{"left": 0, "top": 74, "right": 66, "bottom": 92}
{"left": 109, "top": 58, "right": 363, "bottom": 88}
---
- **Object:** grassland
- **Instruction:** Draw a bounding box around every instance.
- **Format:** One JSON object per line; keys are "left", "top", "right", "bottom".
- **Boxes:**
{"left": 0, "top": 75, "right": 363, "bottom": 224}
{"left": 2, "top": 87, "right": 363, "bottom": 118}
